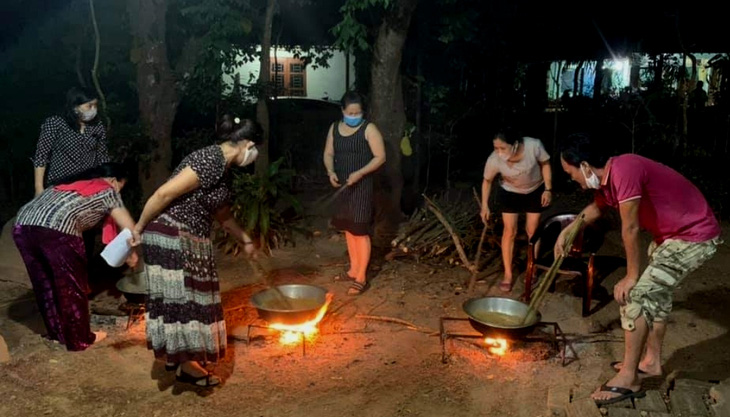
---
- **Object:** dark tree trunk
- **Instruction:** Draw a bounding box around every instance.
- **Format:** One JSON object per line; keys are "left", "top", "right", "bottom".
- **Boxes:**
{"left": 128, "top": 0, "right": 179, "bottom": 198}
{"left": 369, "top": 0, "right": 419, "bottom": 248}
{"left": 255, "top": 0, "right": 276, "bottom": 176}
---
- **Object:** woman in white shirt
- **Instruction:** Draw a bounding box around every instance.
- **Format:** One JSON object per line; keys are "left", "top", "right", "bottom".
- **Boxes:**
{"left": 480, "top": 128, "right": 553, "bottom": 292}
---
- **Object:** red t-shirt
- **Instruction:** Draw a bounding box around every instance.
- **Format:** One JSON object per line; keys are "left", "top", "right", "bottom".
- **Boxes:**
{"left": 596, "top": 154, "right": 720, "bottom": 244}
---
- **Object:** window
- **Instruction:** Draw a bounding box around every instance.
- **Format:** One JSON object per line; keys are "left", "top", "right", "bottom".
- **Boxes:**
{"left": 290, "top": 75, "right": 304, "bottom": 88}
{"left": 268, "top": 57, "right": 307, "bottom": 97}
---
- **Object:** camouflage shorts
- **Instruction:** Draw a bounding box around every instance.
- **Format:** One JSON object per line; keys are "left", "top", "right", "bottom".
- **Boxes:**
{"left": 620, "top": 237, "right": 721, "bottom": 331}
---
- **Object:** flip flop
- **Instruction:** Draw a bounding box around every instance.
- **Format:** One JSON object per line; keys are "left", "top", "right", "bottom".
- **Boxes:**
{"left": 334, "top": 271, "right": 356, "bottom": 282}
{"left": 594, "top": 384, "right": 645, "bottom": 406}
{"left": 347, "top": 281, "right": 369, "bottom": 296}
{"left": 610, "top": 361, "right": 647, "bottom": 374}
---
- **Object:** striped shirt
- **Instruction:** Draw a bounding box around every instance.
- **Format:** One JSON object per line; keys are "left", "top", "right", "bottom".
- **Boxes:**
{"left": 33, "top": 115, "right": 110, "bottom": 185}
{"left": 15, "top": 187, "right": 124, "bottom": 237}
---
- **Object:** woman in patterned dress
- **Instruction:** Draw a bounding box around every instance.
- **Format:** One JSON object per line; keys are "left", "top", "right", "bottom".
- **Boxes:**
{"left": 135, "top": 115, "right": 262, "bottom": 387}
{"left": 13, "top": 163, "right": 139, "bottom": 351}
{"left": 323, "top": 91, "right": 386, "bottom": 295}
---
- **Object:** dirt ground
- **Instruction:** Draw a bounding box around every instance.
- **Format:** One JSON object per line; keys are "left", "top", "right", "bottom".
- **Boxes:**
{"left": 2, "top": 188, "right": 730, "bottom": 417}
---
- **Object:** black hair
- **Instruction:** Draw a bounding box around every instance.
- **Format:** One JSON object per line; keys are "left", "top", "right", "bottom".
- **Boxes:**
{"left": 493, "top": 126, "right": 523, "bottom": 145}
{"left": 340, "top": 91, "right": 365, "bottom": 111}
{"left": 217, "top": 115, "right": 264, "bottom": 145}
{"left": 559, "top": 133, "right": 610, "bottom": 168}
{"left": 55, "top": 162, "right": 129, "bottom": 185}
{"left": 63, "top": 87, "right": 99, "bottom": 130}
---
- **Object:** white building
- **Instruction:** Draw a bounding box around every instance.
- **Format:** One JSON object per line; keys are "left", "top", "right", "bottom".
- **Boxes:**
{"left": 224, "top": 47, "right": 355, "bottom": 101}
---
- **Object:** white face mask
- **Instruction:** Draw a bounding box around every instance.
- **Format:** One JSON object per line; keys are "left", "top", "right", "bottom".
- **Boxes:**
{"left": 497, "top": 144, "right": 517, "bottom": 161}
{"left": 77, "top": 107, "right": 97, "bottom": 122}
{"left": 239, "top": 146, "right": 258, "bottom": 167}
{"left": 582, "top": 166, "right": 601, "bottom": 189}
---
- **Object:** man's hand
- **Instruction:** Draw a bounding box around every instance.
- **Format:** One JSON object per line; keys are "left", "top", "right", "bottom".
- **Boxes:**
{"left": 613, "top": 275, "right": 639, "bottom": 305}
{"left": 554, "top": 226, "right": 571, "bottom": 258}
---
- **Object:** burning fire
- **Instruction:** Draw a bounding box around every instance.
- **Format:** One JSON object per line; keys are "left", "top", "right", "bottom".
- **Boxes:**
{"left": 268, "top": 294, "right": 332, "bottom": 346}
{"left": 484, "top": 337, "right": 509, "bottom": 356}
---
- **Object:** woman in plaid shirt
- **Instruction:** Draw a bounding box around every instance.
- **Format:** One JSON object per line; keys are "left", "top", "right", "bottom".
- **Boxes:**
{"left": 33, "top": 87, "right": 110, "bottom": 195}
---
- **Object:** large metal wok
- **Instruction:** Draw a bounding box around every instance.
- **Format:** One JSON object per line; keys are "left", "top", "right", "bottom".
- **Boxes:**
{"left": 462, "top": 297, "right": 541, "bottom": 339}
{"left": 250, "top": 284, "right": 328, "bottom": 325}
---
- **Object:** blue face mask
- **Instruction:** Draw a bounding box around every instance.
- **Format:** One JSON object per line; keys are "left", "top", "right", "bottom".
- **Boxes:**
{"left": 343, "top": 114, "right": 363, "bottom": 127}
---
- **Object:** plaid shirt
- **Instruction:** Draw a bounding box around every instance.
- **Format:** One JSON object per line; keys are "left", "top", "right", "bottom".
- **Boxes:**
{"left": 16, "top": 187, "right": 124, "bottom": 237}
{"left": 33, "top": 115, "right": 110, "bottom": 185}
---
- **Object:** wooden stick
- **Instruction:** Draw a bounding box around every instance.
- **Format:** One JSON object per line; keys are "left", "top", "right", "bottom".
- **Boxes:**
{"left": 356, "top": 314, "right": 438, "bottom": 335}
{"left": 467, "top": 221, "right": 489, "bottom": 292}
{"left": 423, "top": 194, "right": 477, "bottom": 275}
{"left": 523, "top": 214, "right": 586, "bottom": 323}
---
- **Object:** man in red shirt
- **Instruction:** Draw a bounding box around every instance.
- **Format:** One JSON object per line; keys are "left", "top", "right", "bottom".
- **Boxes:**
{"left": 556, "top": 133, "right": 722, "bottom": 405}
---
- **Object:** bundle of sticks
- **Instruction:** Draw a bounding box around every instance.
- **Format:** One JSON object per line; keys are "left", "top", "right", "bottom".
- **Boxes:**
{"left": 522, "top": 214, "right": 586, "bottom": 324}
{"left": 388, "top": 193, "right": 499, "bottom": 265}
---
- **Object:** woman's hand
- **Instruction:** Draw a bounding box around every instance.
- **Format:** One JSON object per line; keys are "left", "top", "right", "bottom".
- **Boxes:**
{"left": 328, "top": 172, "right": 341, "bottom": 188}
{"left": 346, "top": 171, "right": 364, "bottom": 186}
{"left": 480, "top": 206, "right": 491, "bottom": 224}
{"left": 129, "top": 229, "right": 143, "bottom": 247}
{"left": 541, "top": 190, "right": 552, "bottom": 207}
{"left": 554, "top": 225, "right": 571, "bottom": 258}
{"left": 125, "top": 250, "right": 139, "bottom": 268}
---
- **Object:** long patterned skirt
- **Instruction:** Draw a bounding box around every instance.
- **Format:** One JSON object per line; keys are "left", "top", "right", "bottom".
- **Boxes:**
{"left": 142, "top": 214, "right": 226, "bottom": 364}
{"left": 12, "top": 225, "right": 96, "bottom": 351}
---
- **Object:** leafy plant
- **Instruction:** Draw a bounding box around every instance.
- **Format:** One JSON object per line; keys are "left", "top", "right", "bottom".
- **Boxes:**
{"left": 216, "top": 157, "right": 304, "bottom": 255}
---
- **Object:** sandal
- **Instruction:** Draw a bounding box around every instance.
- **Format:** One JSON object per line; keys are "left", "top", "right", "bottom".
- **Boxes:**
{"left": 176, "top": 368, "right": 220, "bottom": 387}
{"left": 347, "top": 280, "right": 369, "bottom": 296}
{"left": 499, "top": 281, "right": 513, "bottom": 292}
{"left": 334, "top": 271, "right": 356, "bottom": 282}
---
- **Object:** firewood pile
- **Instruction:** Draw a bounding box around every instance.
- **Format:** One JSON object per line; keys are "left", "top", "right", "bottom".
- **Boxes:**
{"left": 387, "top": 193, "right": 501, "bottom": 268}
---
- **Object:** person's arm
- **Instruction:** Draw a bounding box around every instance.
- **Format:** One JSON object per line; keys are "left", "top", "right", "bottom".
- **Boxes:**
{"left": 554, "top": 201, "right": 604, "bottom": 257}
{"left": 481, "top": 177, "right": 494, "bottom": 223}
{"left": 613, "top": 199, "right": 641, "bottom": 305}
{"left": 34, "top": 167, "right": 46, "bottom": 196}
{"left": 109, "top": 205, "right": 141, "bottom": 267}
{"left": 134, "top": 167, "right": 201, "bottom": 233}
{"left": 540, "top": 160, "right": 553, "bottom": 207}
{"left": 345, "top": 124, "right": 386, "bottom": 186}
{"left": 323, "top": 124, "right": 340, "bottom": 187}
{"left": 33, "top": 118, "right": 55, "bottom": 195}
{"left": 214, "top": 205, "right": 256, "bottom": 255}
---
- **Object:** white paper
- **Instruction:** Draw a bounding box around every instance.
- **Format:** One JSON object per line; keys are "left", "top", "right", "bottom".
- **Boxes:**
{"left": 101, "top": 228, "right": 133, "bottom": 268}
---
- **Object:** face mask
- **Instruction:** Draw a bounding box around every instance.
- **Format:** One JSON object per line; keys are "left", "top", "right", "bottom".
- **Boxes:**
{"left": 343, "top": 114, "right": 363, "bottom": 127}
{"left": 582, "top": 166, "right": 601, "bottom": 189}
{"left": 77, "top": 107, "right": 97, "bottom": 122}
{"left": 497, "top": 144, "right": 517, "bottom": 161}
{"left": 239, "top": 146, "right": 258, "bottom": 167}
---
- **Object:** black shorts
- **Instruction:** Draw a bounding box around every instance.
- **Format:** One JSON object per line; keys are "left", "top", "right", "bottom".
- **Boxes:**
{"left": 495, "top": 184, "right": 546, "bottom": 214}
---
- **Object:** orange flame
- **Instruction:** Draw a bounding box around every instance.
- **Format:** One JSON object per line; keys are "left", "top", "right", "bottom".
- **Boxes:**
{"left": 484, "top": 337, "right": 509, "bottom": 356}
{"left": 268, "top": 293, "right": 332, "bottom": 346}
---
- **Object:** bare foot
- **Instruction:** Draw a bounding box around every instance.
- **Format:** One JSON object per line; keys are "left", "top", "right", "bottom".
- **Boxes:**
{"left": 611, "top": 360, "right": 662, "bottom": 377}
{"left": 93, "top": 331, "right": 107, "bottom": 344}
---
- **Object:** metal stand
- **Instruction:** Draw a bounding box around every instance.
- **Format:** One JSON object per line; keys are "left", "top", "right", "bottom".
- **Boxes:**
{"left": 120, "top": 302, "right": 145, "bottom": 330}
{"left": 246, "top": 324, "right": 307, "bottom": 357}
{"left": 439, "top": 317, "right": 576, "bottom": 366}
